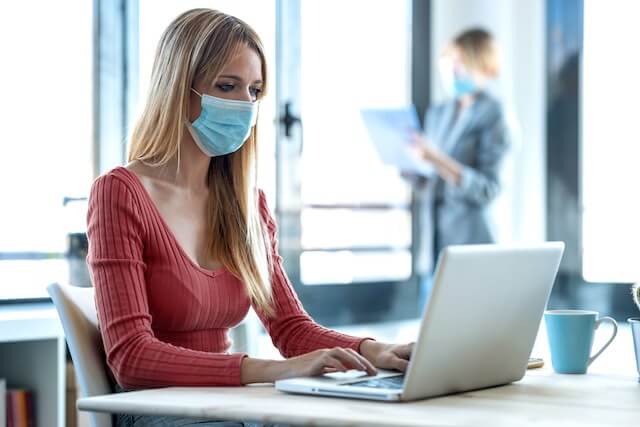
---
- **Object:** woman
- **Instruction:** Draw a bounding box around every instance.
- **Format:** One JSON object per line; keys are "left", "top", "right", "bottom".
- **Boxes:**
{"left": 87, "top": 9, "right": 412, "bottom": 426}
{"left": 407, "top": 29, "right": 510, "bottom": 311}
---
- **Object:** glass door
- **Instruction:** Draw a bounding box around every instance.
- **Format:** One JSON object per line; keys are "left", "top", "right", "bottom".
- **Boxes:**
{"left": 276, "top": 0, "right": 417, "bottom": 324}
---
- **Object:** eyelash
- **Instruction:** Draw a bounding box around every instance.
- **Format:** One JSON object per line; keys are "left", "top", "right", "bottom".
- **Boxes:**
{"left": 216, "top": 84, "right": 262, "bottom": 98}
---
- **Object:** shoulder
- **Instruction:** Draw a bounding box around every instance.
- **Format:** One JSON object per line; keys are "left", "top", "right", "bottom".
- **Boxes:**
{"left": 257, "top": 189, "right": 272, "bottom": 215}
{"left": 475, "top": 92, "right": 505, "bottom": 124}
{"left": 89, "top": 167, "right": 142, "bottom": 210}
{"left": 257, "top": 188, "right": 268, "bottom": 210}
{"left": 257, "top": 189, "right": 277, "bottom": 231}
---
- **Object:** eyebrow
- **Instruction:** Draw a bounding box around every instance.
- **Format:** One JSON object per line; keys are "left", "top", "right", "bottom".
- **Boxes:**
{"left": 218, "top": 74, "right": 263, "bottom": 85}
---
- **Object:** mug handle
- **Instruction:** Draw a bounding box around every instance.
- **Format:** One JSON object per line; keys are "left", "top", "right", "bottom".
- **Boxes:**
{"left": 588, "top": 316, "right": 618, "bottom": 366}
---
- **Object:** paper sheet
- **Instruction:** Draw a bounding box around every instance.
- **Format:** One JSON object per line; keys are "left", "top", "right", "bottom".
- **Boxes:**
{"left": 360, "top": 106, "right": 435, "bottom": 177}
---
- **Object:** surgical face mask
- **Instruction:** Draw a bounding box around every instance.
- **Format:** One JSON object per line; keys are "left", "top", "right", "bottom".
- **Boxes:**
{"left": 438, "top": 57, "right": 478, "bottom": 99}
{"left": 453, "top": 75, "right": 477, "bottom": 98}
{"left": 187, "top": 88, "right": 259, "bottom": 157}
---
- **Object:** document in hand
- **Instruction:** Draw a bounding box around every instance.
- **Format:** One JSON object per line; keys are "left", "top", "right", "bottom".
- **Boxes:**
{"left": 360, "top": 106, "right": 434, "bottom": 177}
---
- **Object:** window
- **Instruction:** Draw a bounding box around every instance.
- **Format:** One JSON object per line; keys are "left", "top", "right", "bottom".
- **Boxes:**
{"left": 282, "top": 0, "right": 413, "bottom": 285}
{"left": 0, "top": 1, "right": 93, "bottom": 299}
{"left": 582, "top": 0, "right": 640, "bottom": 282}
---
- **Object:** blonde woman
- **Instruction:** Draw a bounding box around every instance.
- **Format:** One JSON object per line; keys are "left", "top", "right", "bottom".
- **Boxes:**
{"left": 87, "top": 9, "right": 412, "bottom": 426}
{"left": 407, "top": 29, "right": 510, "bottom": 313}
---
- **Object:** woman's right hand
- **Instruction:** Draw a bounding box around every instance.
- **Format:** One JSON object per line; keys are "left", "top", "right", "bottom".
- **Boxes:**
{"left": 280, "top": 347, "right": 377, "bottom": 379}
{"left": 240, "top": 348, "right": 377, "bottom": 384}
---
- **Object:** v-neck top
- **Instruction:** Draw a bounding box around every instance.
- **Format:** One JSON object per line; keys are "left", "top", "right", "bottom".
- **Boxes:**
{"left": 86, "top": 166, "right": 367, "bottom": 389}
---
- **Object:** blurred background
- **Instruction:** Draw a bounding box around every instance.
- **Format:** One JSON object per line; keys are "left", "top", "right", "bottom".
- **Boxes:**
{"left": 0, "top": 0, "right": 638, "bottom": 324}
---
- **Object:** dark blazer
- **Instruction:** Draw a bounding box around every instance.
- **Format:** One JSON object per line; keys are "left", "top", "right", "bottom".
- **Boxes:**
{"left": 414, "top": 92, "right": 510, "bottom": 274}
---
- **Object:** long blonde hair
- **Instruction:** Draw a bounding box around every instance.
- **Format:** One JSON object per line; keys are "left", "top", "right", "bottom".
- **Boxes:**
{"left": 128, "top": 8, "right": 274, "bottom": 316}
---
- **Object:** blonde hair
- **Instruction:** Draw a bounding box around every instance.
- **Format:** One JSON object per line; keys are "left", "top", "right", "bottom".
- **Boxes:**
{"left": 128, "top": 8, "right": 274, "bottom": 316}
{"left": 454, "top": 28, "right": 499, "bottom": 78}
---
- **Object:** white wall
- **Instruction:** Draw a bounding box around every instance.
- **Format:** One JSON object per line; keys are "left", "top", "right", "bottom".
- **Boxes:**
{"left": 431, "top": 0, "right": 546, "bottom": 243}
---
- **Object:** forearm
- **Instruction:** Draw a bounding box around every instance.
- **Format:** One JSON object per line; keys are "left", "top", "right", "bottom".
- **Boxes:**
{"left": 425, "top": 149, "right": 462, "bottom": 185}
{"left": 359, "top": 338, "right": 382, "bottom": 361}
{"left": 240, "top": 357, "right": 286, "bottom": 384}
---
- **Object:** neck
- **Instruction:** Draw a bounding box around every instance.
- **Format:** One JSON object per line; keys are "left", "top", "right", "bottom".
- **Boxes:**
{"left": 162, "top": 126, "right": 211, "bottom": 191}
{"left": 458, "top": 93, "right": 476, "bottom": 109}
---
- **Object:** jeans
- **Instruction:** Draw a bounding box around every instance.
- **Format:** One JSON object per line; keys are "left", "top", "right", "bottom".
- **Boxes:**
{"left": 115, "top": 414, "right": 249, "bottom": 426}
{"left": 114, "top": 385, "right": 289, "bottom": 427}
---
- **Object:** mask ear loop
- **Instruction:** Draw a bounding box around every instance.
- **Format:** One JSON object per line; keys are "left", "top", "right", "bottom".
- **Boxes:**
{"left": 253, "top": 101, "right": 261, "bottom": 126}
{"left": 191, "top": 87, "right": 202, "bottom": 97}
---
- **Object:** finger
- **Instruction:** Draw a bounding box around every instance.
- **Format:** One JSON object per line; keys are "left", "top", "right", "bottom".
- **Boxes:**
{"left": 324, "top": 356, "right": 348, "bottom": 372}
{"left": 391, "top": 356, "right": 410, "bottom": 372}
{"left": 322, "top": 366, "right": 339, "bottom": 374}
{"left": 346, "top": 348, "right": 378, "bottom": 376}
{"left": 333, "top": 348, "right": 376, "bottom": 375}
{"left": 394, "top": 343, "right": 414, "bottom": 360}
{"left": 330, "top": 348, "right": 365, "bottom": 371}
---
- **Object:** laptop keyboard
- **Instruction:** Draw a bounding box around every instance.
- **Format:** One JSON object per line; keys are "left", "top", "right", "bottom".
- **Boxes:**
{"left": 345, "top": 375, "right": 405, "bottom": 390}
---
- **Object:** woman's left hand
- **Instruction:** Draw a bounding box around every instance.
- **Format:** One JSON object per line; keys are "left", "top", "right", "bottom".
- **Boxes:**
{"left": 359, "top": 340, "right": 415, "bottom": 372}
{"left": 409, "top": 132, "right": 439, "bottom": 161}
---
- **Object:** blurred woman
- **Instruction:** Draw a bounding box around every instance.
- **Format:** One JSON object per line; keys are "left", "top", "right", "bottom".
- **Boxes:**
{"left": 407, "top": 28, "right": 510, "bottom": 311}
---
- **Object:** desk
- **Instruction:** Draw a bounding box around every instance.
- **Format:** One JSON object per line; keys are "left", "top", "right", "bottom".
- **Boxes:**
{"left": 78, "top": 322, "right": 640, "bottom": 427}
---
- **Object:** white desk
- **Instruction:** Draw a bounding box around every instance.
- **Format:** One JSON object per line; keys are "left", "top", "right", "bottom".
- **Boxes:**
{"left": 78, "top": 322, "right": 640, "bottom": 427}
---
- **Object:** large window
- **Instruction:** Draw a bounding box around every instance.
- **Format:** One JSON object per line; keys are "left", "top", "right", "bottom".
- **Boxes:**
{"left": 0, "top": 1, "right": 93, "bottom": 299}
{"left": 582, "top": 0, "right": 640, "bottom": 282}
{"left": 281, "top": 0, "right": 413, "bottom": 286}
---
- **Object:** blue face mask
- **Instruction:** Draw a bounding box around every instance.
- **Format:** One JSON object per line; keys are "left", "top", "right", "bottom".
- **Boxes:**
{"left": 453, "top": 76, "right": 477, "bottom": 98}
{"left": 188, "top": 88, "right": 259, "bottom": 157}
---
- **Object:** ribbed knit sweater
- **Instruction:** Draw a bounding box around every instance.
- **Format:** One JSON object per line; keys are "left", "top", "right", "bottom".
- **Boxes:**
{"left": 86, "top": 167, "right": 368, "bottom": 389}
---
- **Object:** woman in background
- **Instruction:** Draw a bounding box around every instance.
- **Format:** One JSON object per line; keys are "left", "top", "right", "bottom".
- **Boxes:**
{"left": 87, "top": 8, "right": 412, "bottom": 427}
{"left": 407, "top": 29, "right": 510, "bottom": 311}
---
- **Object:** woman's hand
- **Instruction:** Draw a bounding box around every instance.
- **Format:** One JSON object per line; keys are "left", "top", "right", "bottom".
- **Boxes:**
{"left": 282, "top": 347, "right": 378, "bottom": 378}
{"left": 359, "top": 339, "right": 414, "bottom": 372}
{"left": 240, "top": 341, "right": 414, "bottom": 384}
{"left": 409, "top": 132, "right": 462, "bottom": 185}
{"left": 241, "top": 348, "right": 378, "bottom": 384}
{"left": 409, "top": 132, "right": 440, "bottom": 161}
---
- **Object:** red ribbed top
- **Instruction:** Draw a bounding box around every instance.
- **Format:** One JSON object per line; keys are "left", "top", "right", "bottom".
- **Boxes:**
{"left": 86, "top": 167, "right": 368, "bottom": 389}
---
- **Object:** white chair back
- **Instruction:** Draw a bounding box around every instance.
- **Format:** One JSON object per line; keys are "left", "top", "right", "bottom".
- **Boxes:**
{"left": 48, "top": 283, "right": 113, "bottom": 427}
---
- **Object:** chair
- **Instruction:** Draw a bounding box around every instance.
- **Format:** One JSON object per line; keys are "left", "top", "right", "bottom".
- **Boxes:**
{"left": 47, "top": 283, "right": 113, "bottom": 427}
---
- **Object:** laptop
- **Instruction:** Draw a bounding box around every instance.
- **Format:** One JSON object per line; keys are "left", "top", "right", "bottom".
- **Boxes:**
{"left": 276, "top": 242, "right": 564, "bottom": 402}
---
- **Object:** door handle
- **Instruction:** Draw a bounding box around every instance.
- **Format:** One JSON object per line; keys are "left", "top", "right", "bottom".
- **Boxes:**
{"left": 279, "top": 101, "right": 301, "bottom": 138}
{"left": 279, "top": 101, "right": 303, "bottom": 154}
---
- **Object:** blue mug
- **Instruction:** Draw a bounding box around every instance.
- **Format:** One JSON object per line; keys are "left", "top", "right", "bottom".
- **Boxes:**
{"left": 544, "top": 310, "right": 618, "bottom": 374}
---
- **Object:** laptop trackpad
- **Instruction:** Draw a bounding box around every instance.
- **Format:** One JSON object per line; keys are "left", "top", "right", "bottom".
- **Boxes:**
{"left": 322, "top": 369, "right": 401, "bottom": 385}
{"left": 323, "top": 370, "right": 369, "bottom": 382}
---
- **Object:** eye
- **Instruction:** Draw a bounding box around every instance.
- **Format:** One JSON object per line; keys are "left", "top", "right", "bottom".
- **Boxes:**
{"left": 250, "top": 87, "right": 263, "bottom": 98}
{"left": 216, "top": 84, "right": 234, "bottom": 92}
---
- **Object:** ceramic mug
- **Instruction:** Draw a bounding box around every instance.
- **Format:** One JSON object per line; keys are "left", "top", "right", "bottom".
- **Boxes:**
{"left": 544, "top": 310, "right": 618, "bottom": 374}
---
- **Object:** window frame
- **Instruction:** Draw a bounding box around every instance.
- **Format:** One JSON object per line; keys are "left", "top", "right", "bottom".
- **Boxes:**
{"left": 545, "top": 0, "right": 637, "bottom": 321}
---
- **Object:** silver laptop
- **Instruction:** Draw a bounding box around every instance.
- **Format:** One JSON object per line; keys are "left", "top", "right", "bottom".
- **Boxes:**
{"left": 276, "top": 242, "right": 564, "bottom": 401}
